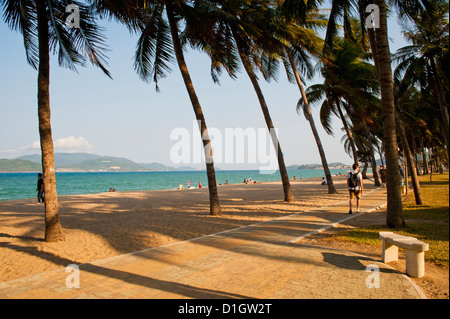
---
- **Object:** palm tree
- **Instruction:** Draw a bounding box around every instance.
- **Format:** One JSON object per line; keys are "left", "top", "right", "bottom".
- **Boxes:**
{"left": 290, "top": 50, "right": 339, "bottom": 194}
{"left": 2, "top": 0, "right": 111, "bottom": 241}
{"left": 166, "top": 2, "right": 223, "bottom": 214}
{"left": 102, "top": 1, "right": 226, "bottom": 215}
{"left": 393, "top": 0, "right": 449, "bottom": 158}
{"left": 300, "top": 37, "right": 379, "bottom": 166}
{"left": 279, "top": 7, "right": 339, "bottom": 194}
{"left": 321, "top": 0, "right": 439, "bottom": 227}
{"left": 369, "top": 0, "right": 405, "bottom": 227}
{"left": 202, "top": 0, "right": 296, "bottom": 202}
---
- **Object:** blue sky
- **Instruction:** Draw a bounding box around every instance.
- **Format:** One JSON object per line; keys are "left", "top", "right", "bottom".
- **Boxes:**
{"left": 0, "top": 6, "right": 409, "bottom": 170}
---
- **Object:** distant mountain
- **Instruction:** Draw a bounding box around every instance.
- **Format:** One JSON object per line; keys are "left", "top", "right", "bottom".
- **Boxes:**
{"left": 0, "top": 159, "right": 41, "bottom": 172}
{"left": 293, "top": 162, "right": 351, "bottom": 170}
{"left": 19, "top": 153, "right": 101, "bottom": 167}
{"left": 6, "top": 153, "right": 198, "bottom": 172}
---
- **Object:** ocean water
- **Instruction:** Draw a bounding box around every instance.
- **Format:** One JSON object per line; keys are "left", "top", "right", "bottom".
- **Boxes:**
{"left": 0, "top": 169, "right": 350, "bottom": 202}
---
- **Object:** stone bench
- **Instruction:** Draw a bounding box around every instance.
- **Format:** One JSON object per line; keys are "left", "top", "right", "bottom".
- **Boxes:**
{"left": 379, "top": 231, "right": 429, "bottom": 278}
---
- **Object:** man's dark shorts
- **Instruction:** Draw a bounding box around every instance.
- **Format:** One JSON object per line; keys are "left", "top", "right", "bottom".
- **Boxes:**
{"left": 349, "top": 189, "right": 361, "bottom": 199}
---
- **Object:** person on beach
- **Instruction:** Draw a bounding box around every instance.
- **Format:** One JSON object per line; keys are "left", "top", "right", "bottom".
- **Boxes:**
{"left": 347, "top": 164, "right": 363, "bottom": 214}
{"left": 187, "top": 181, "right": 192, "bottom": 188}
{"left": 198, "top": 182, "right": 202, "bottom": 188}
{"left": 379, "top": 165, "right": 387, "bottom": 188}
{"left": 36, "top": 173, "right": 44, "bottom": 203}
{"left": 321, "top": 177, "right": 327, "bottom": 185}
{"left": 399, "top": 165, "right": 404, "bottom": 186}
{"left": 178, "top": 183, "right": 184, "bottom": 190}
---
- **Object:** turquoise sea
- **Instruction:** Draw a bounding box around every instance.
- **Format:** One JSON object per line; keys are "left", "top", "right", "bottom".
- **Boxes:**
{"left": 0, "top": 169, "right": 351, "bottom": 202}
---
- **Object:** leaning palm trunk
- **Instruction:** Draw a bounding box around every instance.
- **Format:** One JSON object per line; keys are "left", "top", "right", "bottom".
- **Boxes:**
{"left": 335, "top": 99, "right": 358, "bottom": 164}
{"left": 373, "top": 0, "right": 405, "bottom": 228}
{"left": 287, "top": 50, "right": 338, "bottom": 194}
{"left": 397, "top": 117, "right": 423, "bottom": 205}
{"left": 36, "top": 0, "right": 64, "bottom": 242}
{"left": 233, "top": 35, "right": 295, "bottom": 202}
{"left": 166, "top": 6, "right": 221, "bottom": 215}
{"left": 363, "top": 125, "right": 381, "bottom": 187}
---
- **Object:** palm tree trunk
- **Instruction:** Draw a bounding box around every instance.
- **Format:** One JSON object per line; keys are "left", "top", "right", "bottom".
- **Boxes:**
{"left": 373, "top": 0, "right": 405, "bottom": 228}
{"left": 397, "top": 117, "right": 424, "bottom": 205}
{"left": 363, "top": 125, "right": 381, "bottom": 186}
{"left": 376, "top": 143, "right": 384, "bottom": 167}
{"left": 404, "top": 157, "right": 408, "bottom": 195}
{"left": 287, "top": 50, "right": 338, "bottom": 194}
{"left": 335, "top": 99, "right": 358, "bottom": 164}
{"left": 233, "top": 34, "right": 295, "bottom": 202}
{"left": 362, "top": 161, "right": 369, "bottom": 178}
{"left": 36, "top": 0, "right": 64, "bottom": 242}
{"left": 166, "top": 6, "right": 221, "bottom": 215}
{"left": 422, "top": 147, "right": 428, "bottom": 175}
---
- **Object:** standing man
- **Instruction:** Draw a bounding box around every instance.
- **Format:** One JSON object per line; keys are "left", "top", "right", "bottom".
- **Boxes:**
{"left": 379, "top": 165, "right": 387, "bottom": 188}
{"left": 347, "top": 164, "right": 363, "bottom": 214}
{"left": 37, "top": 173, "right": 44, "bottom": 203}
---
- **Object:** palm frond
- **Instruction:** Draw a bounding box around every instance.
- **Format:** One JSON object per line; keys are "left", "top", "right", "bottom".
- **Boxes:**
{"left": 320, "top": 99, "right": 335, "bottom": 136}
{"left": 2, "top": 0, "right": 39, "bottom": 68}
{"left": 133, "top": 6, "right": 173, "bottom": 91}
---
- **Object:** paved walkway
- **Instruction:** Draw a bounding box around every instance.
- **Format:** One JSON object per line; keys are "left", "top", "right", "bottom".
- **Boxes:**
{"left": 0, "top": 188, "right": 425, "bottom": 299}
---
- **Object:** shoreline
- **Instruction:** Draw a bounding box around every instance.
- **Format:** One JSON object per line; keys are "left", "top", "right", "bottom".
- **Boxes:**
{"left": 0, "top": 169, "right": 353, "bottom": 203}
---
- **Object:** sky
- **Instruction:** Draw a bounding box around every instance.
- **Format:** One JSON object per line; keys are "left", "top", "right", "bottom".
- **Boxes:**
{"left": 0, "top": 4, "right": 410, "bottom": 170}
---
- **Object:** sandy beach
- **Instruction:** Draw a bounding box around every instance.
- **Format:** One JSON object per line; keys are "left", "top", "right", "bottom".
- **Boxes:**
{"left": 0, "top": 176, "right": 373, "bottom": 283}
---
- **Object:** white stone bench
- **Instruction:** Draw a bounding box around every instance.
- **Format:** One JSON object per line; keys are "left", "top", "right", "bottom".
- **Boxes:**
{"left": 379, "top": 231, "right": 429, "bottom": 278}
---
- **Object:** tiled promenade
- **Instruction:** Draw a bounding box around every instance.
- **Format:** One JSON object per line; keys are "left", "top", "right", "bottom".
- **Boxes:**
{"left": 0, "top": 188, "right": 425, "bottom": 299}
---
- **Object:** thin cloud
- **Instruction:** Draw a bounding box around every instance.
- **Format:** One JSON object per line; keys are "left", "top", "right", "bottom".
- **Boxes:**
{"left": 1, "top": 136, "right": 94, "bottom": 155}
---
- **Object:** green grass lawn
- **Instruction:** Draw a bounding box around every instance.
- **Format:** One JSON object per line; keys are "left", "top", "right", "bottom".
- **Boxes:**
{"left": 331, "top": 172, "right": 449, "bottom": 268}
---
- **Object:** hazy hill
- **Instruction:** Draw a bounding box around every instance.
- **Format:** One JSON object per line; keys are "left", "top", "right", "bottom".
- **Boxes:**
{"left": 292, "top": 162, "right": 351, "bottom": 169}
{"left": 11, "top": 153, "right": 197, "bottom": 172}
{"left": 0, "top": 159, "right": 41, "bottom": 172}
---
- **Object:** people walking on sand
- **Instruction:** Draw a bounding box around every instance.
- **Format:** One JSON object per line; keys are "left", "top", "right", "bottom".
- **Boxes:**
{"left": 347, "top": 164, "right": 363, "bottom": 214}
{"left": 36, "top": 173, "right": 44, "bottom": 203}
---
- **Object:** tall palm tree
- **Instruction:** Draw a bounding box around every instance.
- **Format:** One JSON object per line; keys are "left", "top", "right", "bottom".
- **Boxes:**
{"left": 369, "top": 0, "right": 405, "bottom": 227}
{"left": 166, "top": 2, "right": 223, "bottom": 214}
{"left": 106, "top": 1, "right": 226, "bottom": 215}
{"left": 278, "top": 7, "right": 339, "bottom": 194}
{"left": 321, "top": 0, "right": 440, "bottom": 227}
{"left": 203, "top": 0, "right": 296, "bottom": 202}
{"left": 300, "top": 37, "right": 379, "bottom": 166}
{"left": 234, "top": 35, "right": 295, "bottom": 202}
{"left": 2, "top": 0, "right": 111, "bottom": 241}
{"left": 289, "top": 49, "right": 339, "bottom": 194}
{"left": 393, "top": 0, "right": 449, "bottom": 158}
